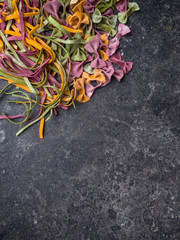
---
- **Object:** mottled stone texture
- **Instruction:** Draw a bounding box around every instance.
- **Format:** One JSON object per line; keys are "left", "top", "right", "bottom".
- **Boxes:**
{"left": 0, "top": 0, "right": 180, "bottom": 239}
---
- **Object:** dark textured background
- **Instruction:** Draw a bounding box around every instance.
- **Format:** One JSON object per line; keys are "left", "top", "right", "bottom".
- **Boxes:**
{"left": 0, "top": 0, "right": 180, "bottom": 239}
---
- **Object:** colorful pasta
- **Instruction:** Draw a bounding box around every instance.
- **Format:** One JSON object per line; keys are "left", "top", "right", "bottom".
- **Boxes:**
{"left": 0, "top": 0, "right": 140, "bottom": 138}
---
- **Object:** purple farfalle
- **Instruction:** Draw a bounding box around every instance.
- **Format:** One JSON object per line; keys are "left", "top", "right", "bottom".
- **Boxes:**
{"left": 84, "top": 0, "right": 99, "bottom": 14}
{"left": 100, "top": 61, "right": 114, "bottom": 85}
{"left": 118, "top": 23, "right": 131, "bottom": 36}
{"left": 91, "top": 57, "right": 106, "bottom": 69}
{"left": 43, "top": 0, "right": 61, "bottom": 20}
{"left": 109, "top": 52, "right": 133, "bottom": 74}
{"left": 84, "top": 35, "right": 100, "bottom": 53}
{"left": 102, "top": 8, "right": 114, "bottom": 17}
{"left": 115, "top": 0, "right": 129, "bottom": 12}
{"left": 113, "top": 69, "right": 124, "bottom": 82}
{"left": 67, "top": 55, "right": 93, "bottom": 82}
{"left": 106, "top": 33, "right": 121, "bottom": 57}
{"left": 106, "top": 24, "right": 131, "bottom": 57}
{"left": 71, "top": 56, "right": 93, "bottom": 78}
{"left": 85, "top": 82, "right": 101, "bottom": 98}
{"left": 84, "top": 35, "right": 106, "bottom": 69}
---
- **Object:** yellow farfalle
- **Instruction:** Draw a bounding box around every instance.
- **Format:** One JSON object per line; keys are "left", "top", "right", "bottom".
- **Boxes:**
{"left": 99, "top": 34, "right": 109, "bottom": 61}
{"left": 74, "top": 78, "right": 90, "bottom": 103}
{"left": 100, "top": 34, "right": 109, "bottom": 46}
{"left": 72, "top": 0, "right": 85, "bottom": 13}
{"left": 82, "top": 70, "right": 106, "bottom": 84}
{"left": 66, "top": 11, "right": 89, "bottom": 30}
{"left": 74, "top": 70, "right": 106, "bottom": 102}
{"left": 99, "top": 49, "right": 109, "bottom": 61}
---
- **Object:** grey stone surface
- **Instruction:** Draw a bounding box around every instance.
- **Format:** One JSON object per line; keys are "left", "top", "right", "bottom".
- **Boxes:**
{"left": 0, "top": 0, "right": 180, "bottom": 239}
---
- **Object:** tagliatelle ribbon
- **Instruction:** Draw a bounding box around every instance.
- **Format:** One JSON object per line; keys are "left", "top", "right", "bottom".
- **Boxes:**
{"left": 0, "top": 0, "right": 140, "bottom": 138}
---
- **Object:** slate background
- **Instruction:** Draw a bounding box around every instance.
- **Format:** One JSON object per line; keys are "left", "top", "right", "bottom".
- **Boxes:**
{"left": 0, "top": 0, "right": 180, "bottom": 239}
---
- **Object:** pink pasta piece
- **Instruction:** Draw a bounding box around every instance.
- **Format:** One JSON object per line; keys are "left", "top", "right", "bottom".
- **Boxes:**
{"left": 109, "top": 52, "right": 133, "bottom": 74}
{"left": 85, "top": 82, "right": 101, "bottom": 98}
{"left": 113, "top": 69, "right": 124, "bottom": 82}
{"left": 115, "top": 0, "right": 129, "bottom": 12}
{"left": 91, "top": 56, "right": 106, "bottom": 69}
{"left": 84, "top": 0, "right": 99, "bottom": 13}
{"left": 100, "top": 61, "right": 114, "bottom": 84}
{"left": 43, "top": 0, "right": 61, "bottom": 20}
{"left": 118, "top": 23, "right": 131, "bottom": 36}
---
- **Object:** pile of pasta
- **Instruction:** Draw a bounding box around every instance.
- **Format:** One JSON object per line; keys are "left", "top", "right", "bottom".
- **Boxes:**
{"left": 0, "top": 0, "right": 140, "bottom": 138}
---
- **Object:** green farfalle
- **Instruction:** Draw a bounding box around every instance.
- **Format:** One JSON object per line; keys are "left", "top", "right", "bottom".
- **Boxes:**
{"left": 65, "top": 33, "right": 87, "bottom": 62}
{"left": 96, "top": 15, "right": 117, "bottom": 37}
{"left": 57, "top": 0, "right": 71, "bottom": 19}
{"left": 83, "top": 17, "right": 95, "bottom": 37}
{"left": 96, "top": 0, "right": 116, "bottom": 13}
{"left": 97, "top": 23, "right": 117, "bottom": 37}
{"left": 54, "top": 30, "right": 95, "bottom": 62}
{"left": 107, "top": 15, "right": 118, "bottom": 28}
{"left": 92, "top": 8, "right": 102, "bottom": 23}
{"left": 71, "top": 46, "right": 87, "bottom": 61}
{"left": 118, "top": 2, "right": 140, "bottom": 24}
{"left": 83, "top": 63, "right": 95, "bottom": 74}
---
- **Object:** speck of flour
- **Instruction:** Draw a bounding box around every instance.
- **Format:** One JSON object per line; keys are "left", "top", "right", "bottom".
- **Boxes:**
{"left": 0, "top": 130, "right": 5, "bottom": 142}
